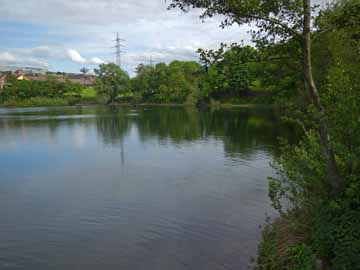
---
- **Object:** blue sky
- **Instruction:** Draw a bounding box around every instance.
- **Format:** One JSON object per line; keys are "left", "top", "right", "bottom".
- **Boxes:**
{"left": 0, "top": 0, "right": 253, "bottom": 75}
{"left": 0, "top": 0, "right": 328, "bottom": 76}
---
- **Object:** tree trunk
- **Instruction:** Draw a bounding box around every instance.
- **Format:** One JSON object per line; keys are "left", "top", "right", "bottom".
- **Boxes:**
{"left": 302, "top": 0, "right": 343, "bottom": 195}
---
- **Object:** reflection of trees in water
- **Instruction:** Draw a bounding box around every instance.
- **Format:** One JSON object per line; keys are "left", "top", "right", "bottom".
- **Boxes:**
{"left": 202, "top": 109, "right": 284, "bottom": 158}
{"left": 94, "top": 107, "right": 132, "bottom": 165}
{"left": 135, "top": 106, "right": 203, "bottom": 144}
{"left": 95, "top": 107, "right": 131, "bottom": 146}
{"left": 0, "top": 107, "right": 96, "bottom": 142}
{"left": 129, "top": 107, "right": 293, "bottom": 158}
{"left": 0, "top": 106, "right": 295, "bottom": 158}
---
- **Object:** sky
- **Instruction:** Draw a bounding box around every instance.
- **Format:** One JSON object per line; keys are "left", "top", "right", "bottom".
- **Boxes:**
{"left": 0, "top": 0, "right": 329, "bottom": 76}
{"left": 0, "top": 0, "right": 254, "bottom": 75}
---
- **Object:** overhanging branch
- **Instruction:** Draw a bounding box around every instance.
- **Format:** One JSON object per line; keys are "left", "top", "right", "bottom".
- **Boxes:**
{"left": 249, "top": 15, "right": 303, "bottom": 40}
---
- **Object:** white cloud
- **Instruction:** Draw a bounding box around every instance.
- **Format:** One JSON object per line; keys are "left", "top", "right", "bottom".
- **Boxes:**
{"left": 3, "top": 0, "right": 331, "bottom": 73}
{"left": 0, "top": 51, "right": 49, "bottom": 69}
{"left": 23, "top": 58, "right": 49, "bottom": 68}
{"left": 0, "top": 0, "right": 169, "bottom": 26}
{"left": 90, "top": 57, "right": 105, "bottom": 65}
{"left": 0, "top": 0, "right": 253, "bottom": 73}
{"left": 0, "top": 0, "right": 332, "bottom": 28}
{"left": 66, "top": 49, "right": 105, "bottom": 65}
{"left": 0, "top": 52, "right": 16, "bottom": 62}
{"left": 66, "top": 49, "right": 87, "bottom": 64}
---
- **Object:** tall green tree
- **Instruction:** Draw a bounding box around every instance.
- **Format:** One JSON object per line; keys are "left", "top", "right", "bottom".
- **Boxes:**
{"left": 168, "top": 0, "right": 342, "bottom": 195}
{"left": 253, "top": 2, "right": 360, "bottom": 268}
{"left": 131, "top": 61, "right": 203, "bottom": 103}
{"left": 94, "top": 63, "right": 130, "bottom": 104}
{"left": 198, "top": 45, "right": 259, "bottom": 99}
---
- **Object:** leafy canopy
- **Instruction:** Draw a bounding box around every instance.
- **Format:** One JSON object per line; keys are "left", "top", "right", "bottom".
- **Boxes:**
{"left": 169, "top": 0, "right": 306, "bottom": 43}
{"left": 94, "top": 63, "right": 130, "bottom": 104}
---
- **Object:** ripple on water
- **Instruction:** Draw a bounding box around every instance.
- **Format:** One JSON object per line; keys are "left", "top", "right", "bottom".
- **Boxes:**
{"left": 0, "top": 106, "right": 285, "bottom": 270}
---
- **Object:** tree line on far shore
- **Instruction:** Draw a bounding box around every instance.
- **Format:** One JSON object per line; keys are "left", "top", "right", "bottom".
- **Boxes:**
{"left": 0, "top": 29, "right": 334, "bottom": 107}
{"left": 3, "top": 18, "right": 353, "bottom": 109}
{"left": 93, "top": 43, "right": 300, "bottom": 106}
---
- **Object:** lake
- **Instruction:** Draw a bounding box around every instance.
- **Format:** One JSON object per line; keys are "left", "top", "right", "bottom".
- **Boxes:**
{"left": 0, "top": 106, "right": 289, "bottom": 270}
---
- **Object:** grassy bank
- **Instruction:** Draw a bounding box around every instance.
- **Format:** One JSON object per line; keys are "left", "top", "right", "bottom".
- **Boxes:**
{"left": 0, "top": 87, "right": 98, "bottom": 107}
{"left": 1, "top": 97, "right": 272, "bottom": 109}
{"left": 257, "top": 216, "right": 318, "bottom": 270}
{"left": 2, "top": 97, "right": 73, "bottom": 107}
{"left": 1, "top": 97, "right": 98, "bottom": 107}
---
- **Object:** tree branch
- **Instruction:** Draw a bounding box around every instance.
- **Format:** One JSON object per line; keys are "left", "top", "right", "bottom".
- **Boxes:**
{"left": 249, "top": 15, "right": 303, "bottom": 40}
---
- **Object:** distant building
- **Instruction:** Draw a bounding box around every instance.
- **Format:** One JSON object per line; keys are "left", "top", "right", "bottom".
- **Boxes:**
{"left": 14, "top": 70, "right": 24, "bottom": 77}
{"left": 0, "top": 75, "right": 6, "bottom": 90}
{"left": 22, "top": 67, "right": 47, "bottom": 75}
{"left": 66, "top": 74, "right": 96, "bottom": 86}
{"left": 11, "top": 67, "right": 47, "bottom": 76}
{"left": 17, "top": 75, "right": 28, "bottom": 81}
{"left": 24, "top": 74, "right": 48, "bottom": 82}
{"left": 0, "top": 69, "right": 96, "bottom": 87}
{"left": 1, "top": 67, "right": 48, "bottom": 76}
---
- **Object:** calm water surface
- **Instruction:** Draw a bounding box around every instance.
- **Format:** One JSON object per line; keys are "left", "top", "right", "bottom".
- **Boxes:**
{"left": 0, "top": 106, "right": 288, "bottom": 270}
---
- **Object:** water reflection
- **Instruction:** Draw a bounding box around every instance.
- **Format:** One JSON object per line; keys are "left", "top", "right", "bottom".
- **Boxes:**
{"left": 0, "top": 106, "right": 290, "bottom": 157}
{"left": 0, "top": 106, "right": 292, "bottom": 270}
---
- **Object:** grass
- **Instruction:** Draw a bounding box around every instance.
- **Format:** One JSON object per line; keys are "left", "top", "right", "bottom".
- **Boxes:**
{"left": 80, "top": 87, "right": 98, "bottom": 104}
{"left": 81, "top": 87, "right": 97, "bottom": 98}
{"left": 2, "top": 97, "right": 71, "bottom": 107}
{"left": 0, "top": 87, "right": 99, "bottom": 107}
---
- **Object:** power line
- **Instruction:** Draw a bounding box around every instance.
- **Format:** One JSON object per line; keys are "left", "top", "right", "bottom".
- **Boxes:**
{"left": 137, "top": 55, "right": 156, "bottom": 67}
{"left": 113, "top": 32, "right": 126, "bottom": 68}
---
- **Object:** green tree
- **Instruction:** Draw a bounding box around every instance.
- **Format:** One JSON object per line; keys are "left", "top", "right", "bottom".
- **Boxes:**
{"left": 259, "top": 1, "right": 360, "bottom": 269}
{"left": 198, "top": 45, "right": 259, "bottom": 99}
{"left": 130, "top": 61, "right": 203, "bottom": 104}
{"left": 94, "top": 63, "right": 130, "bottom": 104}
{"left": 168, "top": 0, "right": 342, "bottom": 204}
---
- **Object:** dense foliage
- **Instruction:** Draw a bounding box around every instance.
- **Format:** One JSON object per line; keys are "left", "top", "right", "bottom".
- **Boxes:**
{"left": 131, "top": 61, "right": 203, "bottom": 104}
{"left": 199, "top": 45, "right": 258, "bottom": 99}
{"left": 263, "top": 1, "right": 360, "bottom": 269}
{"left": 0, "top": 76, "right": 85, "bottom": 106}
{"left": 94, "top": 63, "right": 130, "bottom": 104}
{"left": 129, "top": 46, "right": 295, "bottom": 105}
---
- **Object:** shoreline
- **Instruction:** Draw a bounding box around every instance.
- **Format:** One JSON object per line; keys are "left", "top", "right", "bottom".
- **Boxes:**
{"left": 0, "top": 102, "right": 271, "bottom": 109}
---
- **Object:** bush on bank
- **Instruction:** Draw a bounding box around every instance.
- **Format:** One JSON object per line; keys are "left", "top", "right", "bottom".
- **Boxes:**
{"left": 257, "top": 1, "right": 360, "bottom": 268}
{"left": 0, "top": 79, "right": 98, "bottom": 107}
